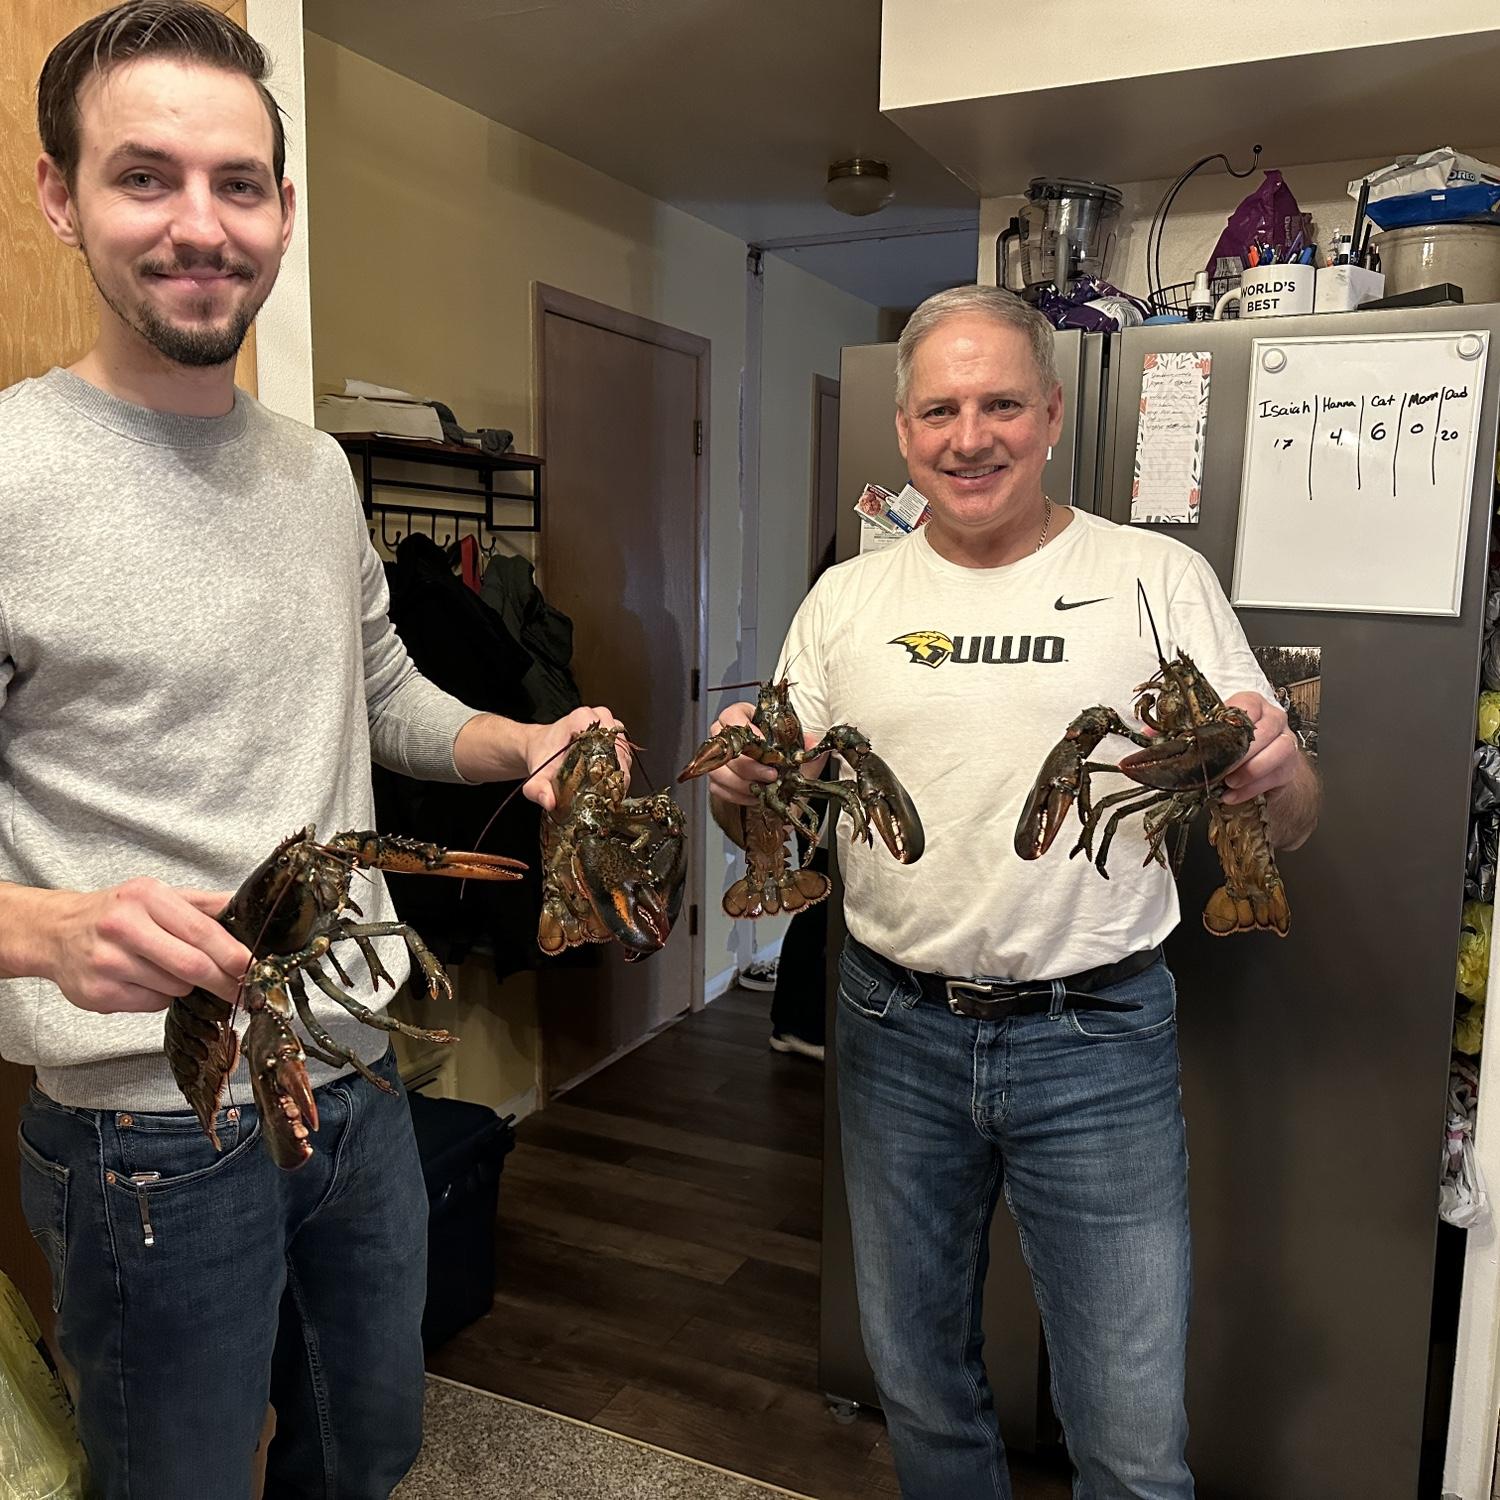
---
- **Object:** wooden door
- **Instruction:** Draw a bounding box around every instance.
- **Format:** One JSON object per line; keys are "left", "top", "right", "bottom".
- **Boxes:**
{"left": 0, "top": 0, "right": 256, "bottom": 1335}
{"left": 535, "top": 288, "right": 707, "bottom": 1093}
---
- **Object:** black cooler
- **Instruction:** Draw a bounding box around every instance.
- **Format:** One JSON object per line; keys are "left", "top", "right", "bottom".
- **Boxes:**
{"left": 405, "top": 1090, "right": 516, "bottom": 1350}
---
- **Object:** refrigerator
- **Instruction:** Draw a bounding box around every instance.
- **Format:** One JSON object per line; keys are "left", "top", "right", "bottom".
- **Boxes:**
{"left": 818, "top": 306, "right": 1500, "bottom": 1498}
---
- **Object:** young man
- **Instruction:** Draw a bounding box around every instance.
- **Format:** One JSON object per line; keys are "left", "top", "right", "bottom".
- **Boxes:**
{"left": 0, "top": 6, "right": 617, "bottom": 1496}
{"left": 709, "top": 285, "right": 1319, "bottom": 1499}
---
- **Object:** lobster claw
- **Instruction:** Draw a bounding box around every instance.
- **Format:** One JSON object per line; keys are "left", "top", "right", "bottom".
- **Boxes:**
{"left": 327, "top": 832, "right": 527, "bottom": 880}
{"left": 246, "top": 1000, "right": 319, "bottom": 1172}
{"left": 855, "top": 751, "right": 924, "bottom": 864}
{"left": 574, "top": 833, "right": 680, "bottom": 957}
{"left": 1014, "top": 778, "right": 1077, "bottom": 861}
{"left": 677, "top": 724, "right": 760, "bottom": 783}
{"left": 1118, "top": 712, "right": 1252, "bottom": 792}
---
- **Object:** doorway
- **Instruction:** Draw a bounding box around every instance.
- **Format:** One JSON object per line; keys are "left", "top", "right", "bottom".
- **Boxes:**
{"left": 533, "top": 285, "right": 709, "bottom": 1093}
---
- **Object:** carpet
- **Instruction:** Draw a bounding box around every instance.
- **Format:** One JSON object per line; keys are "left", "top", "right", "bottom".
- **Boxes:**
{"left": 395, "top": 1375, "right": 813, "bottom": 1499}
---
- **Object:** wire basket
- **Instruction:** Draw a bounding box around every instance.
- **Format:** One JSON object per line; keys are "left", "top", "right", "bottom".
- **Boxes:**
{"left": 1149, "top": 269, "right": 1241, "bottom": 321}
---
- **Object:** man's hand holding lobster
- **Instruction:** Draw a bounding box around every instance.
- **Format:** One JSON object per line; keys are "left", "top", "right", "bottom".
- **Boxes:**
{"left": 703, "top": 700, "right": 825, "bottom": 808}
{"left": 1220, "top": 691, "right": 1319, "bottom": 850}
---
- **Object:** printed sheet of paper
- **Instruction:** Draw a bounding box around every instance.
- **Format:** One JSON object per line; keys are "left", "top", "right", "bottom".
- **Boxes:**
{"left": 1131, "top": 351, "right": 1211, "bottom": 524}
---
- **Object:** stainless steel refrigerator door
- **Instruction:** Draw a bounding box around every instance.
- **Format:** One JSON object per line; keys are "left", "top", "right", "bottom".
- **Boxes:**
{"left": 817, "top": 329, "right": 1103, "bottom": 1440}
{"left": 1099, "top": 305, "right": 1500, "bottom": 1499}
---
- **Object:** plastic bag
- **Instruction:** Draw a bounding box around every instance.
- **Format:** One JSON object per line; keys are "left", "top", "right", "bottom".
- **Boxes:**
{"left": 1479, "top": 691, "right": 1500, "bottom": 746}
{"left": 1204, "top": 171, "right": 1305, "bottom": 274}
{"left": 1457, "top": 900, "right": 1492, "bottom": 1006}
{"left": 1352, "top": 148, "right": 1500, "bottom": 230}
{"left": 0, "top": 1271, "right": 87, "bottom": 1500}
{"left": 1440, "top": 1057, "right": 1488, "bottom": 1228}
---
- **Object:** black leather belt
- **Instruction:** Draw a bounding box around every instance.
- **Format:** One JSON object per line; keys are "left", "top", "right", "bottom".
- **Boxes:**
{"left": 851, "top": 937, "right": 1159, "bottom": 1021}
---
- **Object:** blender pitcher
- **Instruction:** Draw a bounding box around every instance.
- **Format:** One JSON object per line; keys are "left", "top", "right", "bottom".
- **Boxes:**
{"left": 997, "top": 178, "right": 1123, "bottom": 298}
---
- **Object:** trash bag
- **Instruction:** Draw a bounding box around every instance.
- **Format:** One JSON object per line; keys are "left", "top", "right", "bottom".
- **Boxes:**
{"left": 1466, "top": 812, "right": 1498, "bottom": 903}
{"left": 0, "top": 1271, "right": 87, "bottom": 1499}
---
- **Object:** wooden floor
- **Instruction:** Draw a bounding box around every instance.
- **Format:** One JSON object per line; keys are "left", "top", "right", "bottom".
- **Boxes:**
{"left": 429, "top": 988, "right": 1071, "bottom": 1500}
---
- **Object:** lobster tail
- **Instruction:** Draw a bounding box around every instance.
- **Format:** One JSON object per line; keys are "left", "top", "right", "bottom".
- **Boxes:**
{"left": 1203, "top": 881, "right": 1291, "bottom": 938}
{"left": 163, "top": 986, "right": 240, "bottom": 1150}
{"left": 723, "top": 867, "right": 830, "bottom": 920}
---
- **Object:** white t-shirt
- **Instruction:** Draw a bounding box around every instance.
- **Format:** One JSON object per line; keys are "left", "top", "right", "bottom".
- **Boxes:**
{"left": 778, "top": 509, "right": 1275, "bottom": 980}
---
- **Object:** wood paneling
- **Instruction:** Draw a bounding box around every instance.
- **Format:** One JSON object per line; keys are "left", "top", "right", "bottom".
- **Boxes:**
{"left": 0, "top": 1, "right": 257, "bottom": 391}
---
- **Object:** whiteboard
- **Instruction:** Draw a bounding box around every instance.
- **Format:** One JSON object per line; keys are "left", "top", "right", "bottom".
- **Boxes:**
{"left": 1231, "top": 331, "right": 1490, "bottom": 616}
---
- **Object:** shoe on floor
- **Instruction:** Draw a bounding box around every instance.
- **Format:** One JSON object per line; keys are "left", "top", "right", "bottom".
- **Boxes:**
{"left": 769, "top": 1031, "right": 825, "bottom": 1062}
{"left": 739, "top": 958, "right": 779, "bottom": 992}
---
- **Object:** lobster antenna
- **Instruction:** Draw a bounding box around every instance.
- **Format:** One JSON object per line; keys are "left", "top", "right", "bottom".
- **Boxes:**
{"left": 708, "top": 678, "right": 762, "bottom": 694}
{"left": 1136, "top": 579, "right": 1167, "bottom": 663}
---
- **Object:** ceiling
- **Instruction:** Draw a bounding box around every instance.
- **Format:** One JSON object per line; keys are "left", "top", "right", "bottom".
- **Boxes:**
{"left": 302, "top": 0, "right": 979, "bottom": 307}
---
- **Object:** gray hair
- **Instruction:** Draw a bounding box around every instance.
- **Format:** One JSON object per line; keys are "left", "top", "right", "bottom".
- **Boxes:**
{"left": 895, "top": 285, "right": 1058, "bottom": 408}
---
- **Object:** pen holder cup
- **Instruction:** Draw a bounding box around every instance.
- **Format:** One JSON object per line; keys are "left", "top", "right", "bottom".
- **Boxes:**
{"left": 1213, "top": 263, "right": 1315, "bottom": 320}
{"left": 1313, "top": 264, "right": 1386, "bottom": 313}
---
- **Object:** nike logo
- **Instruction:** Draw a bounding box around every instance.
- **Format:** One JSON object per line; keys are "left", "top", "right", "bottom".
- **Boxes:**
{"left": 1054, "top": 595, "right": 1110, "bottom": 611}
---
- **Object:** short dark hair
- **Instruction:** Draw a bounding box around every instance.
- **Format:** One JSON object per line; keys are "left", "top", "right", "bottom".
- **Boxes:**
{"left": 38, "top": 1, "right": 287, "bottom": 188}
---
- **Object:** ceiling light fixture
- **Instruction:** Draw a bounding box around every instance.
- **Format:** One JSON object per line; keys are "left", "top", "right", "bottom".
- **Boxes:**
{"left": 825, "top": 158, "right": 894, "bottom": 217}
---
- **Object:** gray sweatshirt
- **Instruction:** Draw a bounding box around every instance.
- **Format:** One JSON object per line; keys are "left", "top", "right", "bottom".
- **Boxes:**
{"left": 0, "top": 368, "right": 480, "bottom": 1110}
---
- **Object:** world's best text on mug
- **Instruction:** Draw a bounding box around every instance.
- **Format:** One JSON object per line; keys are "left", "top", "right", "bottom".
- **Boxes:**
{"left": 1218, "top": 263, "right": 1316, "bottom": 319}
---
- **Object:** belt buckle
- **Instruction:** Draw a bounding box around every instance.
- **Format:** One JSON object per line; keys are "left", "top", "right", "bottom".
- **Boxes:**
{"left": 945, "top": 978, "right": 1004, "bottom": 1015}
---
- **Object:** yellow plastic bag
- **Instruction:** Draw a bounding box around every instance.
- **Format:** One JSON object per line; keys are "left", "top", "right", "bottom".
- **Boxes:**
{"left": 1457, "top": 901, "right": 1493, "bottom": 1004}
{"left": 1480, "top": 692, "right": 1500, "bottom": 746}
{"left": 0, "top": 1271, "right": 87, "bottom": 1500}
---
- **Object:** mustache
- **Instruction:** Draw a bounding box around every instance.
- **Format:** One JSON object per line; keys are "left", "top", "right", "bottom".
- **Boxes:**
{"left": 139, "top": 254, "right": 256, "bottom": 280}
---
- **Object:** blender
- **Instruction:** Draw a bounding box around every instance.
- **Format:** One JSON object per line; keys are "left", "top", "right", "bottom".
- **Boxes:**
{"left": 997, "top": 178, "right": 1124, "bottom": 299}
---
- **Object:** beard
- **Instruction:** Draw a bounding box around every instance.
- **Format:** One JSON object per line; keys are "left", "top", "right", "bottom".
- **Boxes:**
{"left": 81, "top": 241, "right": 266, "bottom": 368}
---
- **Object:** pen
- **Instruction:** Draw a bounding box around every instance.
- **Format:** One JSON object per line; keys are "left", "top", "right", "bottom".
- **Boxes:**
{"left": 1351, "top": 178, "right": 1370, "bottom": 270}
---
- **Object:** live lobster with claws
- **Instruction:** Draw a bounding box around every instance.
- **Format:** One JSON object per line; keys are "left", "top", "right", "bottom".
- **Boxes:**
{"left": 1013, "top": 588, "right": 1290, "bottom": 937}
{"left": 679, "top": 677, "right": 925, "bottom": 917}
{"left": 536, "top": 722, "right": 688, "bottom": 961}
{"left": 163, "top": 826, "right": 525, "bottom": 1170}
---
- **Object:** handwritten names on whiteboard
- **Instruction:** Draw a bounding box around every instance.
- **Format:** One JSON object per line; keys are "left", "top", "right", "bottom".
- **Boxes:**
{"left": 1232, "top": 332, "right": 1490, "bottom": 616}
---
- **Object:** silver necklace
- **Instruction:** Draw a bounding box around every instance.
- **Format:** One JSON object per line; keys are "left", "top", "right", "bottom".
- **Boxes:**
{"left": 1035, "top": 497, "right": 1053, "bottom": 553}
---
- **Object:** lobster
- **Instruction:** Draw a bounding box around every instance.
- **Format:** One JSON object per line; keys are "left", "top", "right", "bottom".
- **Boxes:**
{"left": 678, "top": 677, "right": 924, "bottom": 918}
{"left": 538, "top": 723, "right": 688, "bottom": 961}
{"left": 163, "top": 827, "right": 525, "bottom": 1170}
{"left": 1013, "top": 591, "right": 1290, "bottom": 937}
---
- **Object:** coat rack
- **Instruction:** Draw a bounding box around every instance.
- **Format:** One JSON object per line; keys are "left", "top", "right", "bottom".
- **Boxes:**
{"left": 333, "top": 432, "right": 543, "bottom": 553}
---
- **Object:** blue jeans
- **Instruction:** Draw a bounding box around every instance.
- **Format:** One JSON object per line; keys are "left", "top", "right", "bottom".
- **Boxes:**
{"left": 837, "top": 938, "right": 1192, "bottom": 1500}
{"left": 17, "top": 1048, "right": 428, "bottom": 1500}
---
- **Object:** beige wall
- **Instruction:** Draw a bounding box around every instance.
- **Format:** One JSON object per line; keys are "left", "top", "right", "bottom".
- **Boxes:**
{"left": 882, "top": 0, "right": 1496, "bottom": 108}
{"left": 304, "top": 31, "right": 883, "bottom": 1011}
{"left": 246, "top": 0, "right": 313, "bottom": 422}
{"left": 756, "top": 255, "right": 883, "bottom": 679}
{"left": 736, "top": 256, "right": 883, "bottom": 967}
{"left": 979, "top": 143, "right": 1500, "bottom": 298}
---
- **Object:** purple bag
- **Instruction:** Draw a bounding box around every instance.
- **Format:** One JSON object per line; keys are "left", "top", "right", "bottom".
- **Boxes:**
{"left": 1205, "top": 170, "right": 1306, "bottom": 272}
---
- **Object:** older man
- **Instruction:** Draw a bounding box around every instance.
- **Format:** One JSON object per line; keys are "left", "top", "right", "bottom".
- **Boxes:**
{"left": 709, "top": 284, "right": 1319, "bottom": 1499}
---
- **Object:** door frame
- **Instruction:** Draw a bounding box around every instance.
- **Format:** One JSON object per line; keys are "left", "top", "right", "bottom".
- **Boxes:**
{"left": 531, "top": 282, "right": 710, "bottom": 1014}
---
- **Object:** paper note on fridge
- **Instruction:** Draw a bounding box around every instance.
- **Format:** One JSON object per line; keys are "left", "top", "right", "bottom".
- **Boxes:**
{"left": 1130, "top": 352, "right": 1211, "bottom": 525}
{"left": 1233, "top": 331, "right": 1490, "bottom": 617}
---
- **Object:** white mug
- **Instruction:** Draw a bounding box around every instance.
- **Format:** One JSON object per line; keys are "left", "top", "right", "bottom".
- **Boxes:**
{"left": 1214, "top": 262, "right": 1316, "bottom": 319}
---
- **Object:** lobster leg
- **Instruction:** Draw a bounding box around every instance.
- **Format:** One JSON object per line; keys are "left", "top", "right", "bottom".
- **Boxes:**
{"left": 287, "top": 973, "right": 395, "bottom": 1095}
{"left": 302, "top": 959, "right": 457, "bottom": 1045}
{"left": 285, "top": 973, "right": 353, "bottom": 1068}
{"left": 338, "top": 920, "right": 453, "bottom": 1004}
